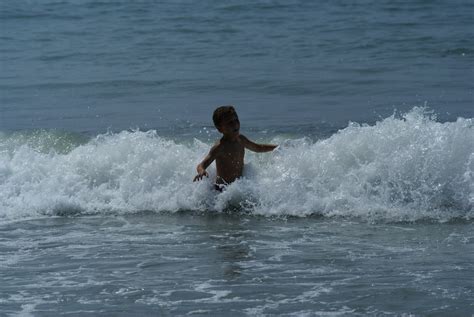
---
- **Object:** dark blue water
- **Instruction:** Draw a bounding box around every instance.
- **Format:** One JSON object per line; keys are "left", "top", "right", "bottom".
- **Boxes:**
{"left": 1, "top": 1, "right": 473, "bottom": 316}
{"left": 1, "top": 0, "right": 473, "bottom": 133}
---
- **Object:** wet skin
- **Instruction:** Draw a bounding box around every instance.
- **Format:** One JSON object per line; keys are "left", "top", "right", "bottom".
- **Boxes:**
{"left": 194, "top": 113, "right": 277, "bottom": 185}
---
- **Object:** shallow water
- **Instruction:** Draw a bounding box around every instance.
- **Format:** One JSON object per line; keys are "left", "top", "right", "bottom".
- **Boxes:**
{"left": 1, "top": 213, "right": 473, "bottom": 316}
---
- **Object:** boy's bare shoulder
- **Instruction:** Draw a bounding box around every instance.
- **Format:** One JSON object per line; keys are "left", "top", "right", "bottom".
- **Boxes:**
{"left": 238, "top": 134, "right": 251, "bottom": 144}
{"left": 209, "top": 140, "right": 224, "bottom": 156}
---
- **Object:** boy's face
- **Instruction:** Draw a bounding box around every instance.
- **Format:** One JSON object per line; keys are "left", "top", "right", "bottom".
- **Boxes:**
{"left": 217, "top": 113, "right": 240, "bottom": 137}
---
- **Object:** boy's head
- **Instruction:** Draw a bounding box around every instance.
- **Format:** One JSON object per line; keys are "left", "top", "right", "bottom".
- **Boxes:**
{"left": 213, "top": 105, "right": 240, "bottom": 135}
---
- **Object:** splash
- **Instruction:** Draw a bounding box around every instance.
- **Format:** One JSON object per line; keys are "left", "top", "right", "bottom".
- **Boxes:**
{"left": 1, "top": 108, "right": 472, "bottom": 222}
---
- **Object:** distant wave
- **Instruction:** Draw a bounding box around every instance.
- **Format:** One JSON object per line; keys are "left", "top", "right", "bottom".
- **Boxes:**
{"left": 0, "top": 79, "right": 174, "bottom": 90}
{"left": 1, "top": 108, "right": 473, "bottom": 222}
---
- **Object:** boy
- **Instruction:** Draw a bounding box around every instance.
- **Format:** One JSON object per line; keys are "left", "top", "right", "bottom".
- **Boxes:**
{"left": 193, "top": 105, "right": 277, "bottom": 190}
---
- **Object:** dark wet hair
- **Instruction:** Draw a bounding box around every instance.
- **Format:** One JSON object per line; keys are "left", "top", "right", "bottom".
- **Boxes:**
{"left": 212, "top": 105, "right": 237, "bottom": 128}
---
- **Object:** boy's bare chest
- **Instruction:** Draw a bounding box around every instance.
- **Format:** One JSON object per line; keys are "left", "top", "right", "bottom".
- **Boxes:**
{"left": 215, "top": 141, "right": 245, "bottom": 183}
{"left": 217, "top": 142, "right": 244, "bottom": 160}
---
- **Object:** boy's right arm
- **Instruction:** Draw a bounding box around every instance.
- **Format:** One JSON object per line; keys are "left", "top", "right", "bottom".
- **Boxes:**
{"left": 193, "top": 144, "right": 219, "bottom": 182}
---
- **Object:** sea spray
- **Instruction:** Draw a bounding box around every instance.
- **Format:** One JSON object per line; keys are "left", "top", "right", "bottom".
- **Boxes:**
{"left": 250, "top": 108, "right": 473, "bottom": 220}
{"left": 1, "top": 108, "right": 472, "bottom": 221}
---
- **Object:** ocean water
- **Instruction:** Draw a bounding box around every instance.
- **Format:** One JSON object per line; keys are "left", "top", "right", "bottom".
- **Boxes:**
{"left": 1, "top": 0, "right": 473, "bottom": 316}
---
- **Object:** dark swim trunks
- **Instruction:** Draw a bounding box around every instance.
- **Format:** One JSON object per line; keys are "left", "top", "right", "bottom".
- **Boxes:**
{"left": 214, "top": 184, "right": 226, "bottom": 192}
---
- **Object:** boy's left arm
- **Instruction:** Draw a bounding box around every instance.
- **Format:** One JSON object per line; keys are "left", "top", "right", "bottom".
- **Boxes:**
{"left": 239, "top": 135, "right": 277, "bottom": 153}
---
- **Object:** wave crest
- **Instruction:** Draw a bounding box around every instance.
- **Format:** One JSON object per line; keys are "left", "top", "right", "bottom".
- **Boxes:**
{"left": 1, "top": 108, "right": 473, "bottom": 222}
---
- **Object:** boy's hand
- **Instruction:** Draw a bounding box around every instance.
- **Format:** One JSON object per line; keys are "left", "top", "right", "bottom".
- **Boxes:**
{"left": 193, "top": 145, "right": 218, "bottom": 182}
{"left": 193, "top": 170, "right": 209, "bottom": 182}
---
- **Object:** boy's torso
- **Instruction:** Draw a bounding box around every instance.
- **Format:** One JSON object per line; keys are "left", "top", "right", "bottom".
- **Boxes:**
{"left": 215, "top": 138, "right": 245, "bottom": 184}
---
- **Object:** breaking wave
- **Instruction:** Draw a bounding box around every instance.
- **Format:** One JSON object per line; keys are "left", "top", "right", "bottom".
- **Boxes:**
{"left": 1, "top": 108, "right": 473, "bottom": 222}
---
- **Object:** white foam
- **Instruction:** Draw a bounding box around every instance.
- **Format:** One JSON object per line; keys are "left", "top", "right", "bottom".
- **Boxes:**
{"left": 1, "top": 108, "right": 473, "bottom": 221}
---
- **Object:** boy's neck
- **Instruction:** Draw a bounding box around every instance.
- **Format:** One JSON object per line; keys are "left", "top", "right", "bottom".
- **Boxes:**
{"left": 221, "top": 133, "right": 239, "bottom": 142}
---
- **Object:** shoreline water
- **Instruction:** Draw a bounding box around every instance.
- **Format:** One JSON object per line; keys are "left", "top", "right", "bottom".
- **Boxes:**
{"left": 1, "top": 213, "right": 473, "bottom": 316}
